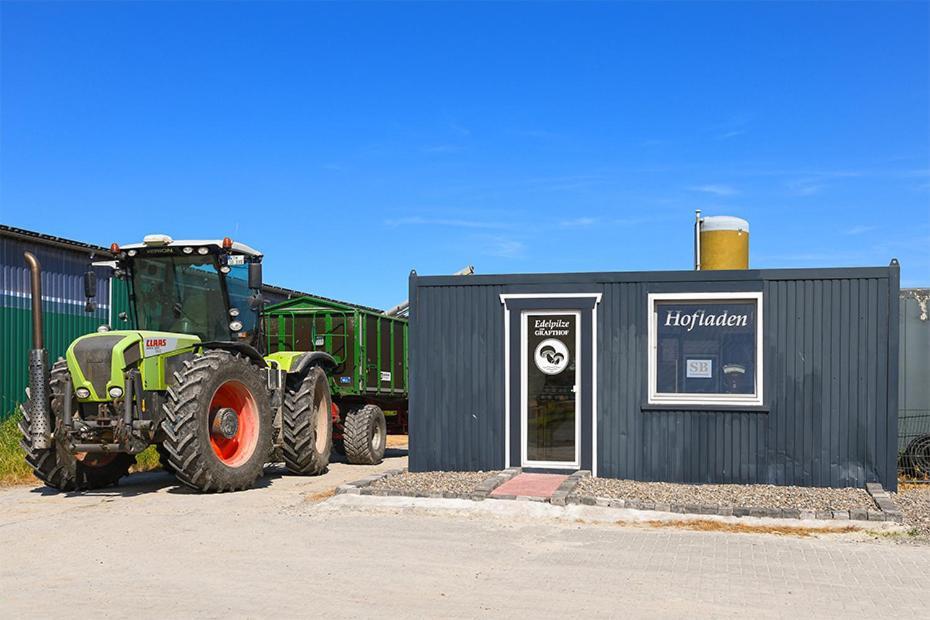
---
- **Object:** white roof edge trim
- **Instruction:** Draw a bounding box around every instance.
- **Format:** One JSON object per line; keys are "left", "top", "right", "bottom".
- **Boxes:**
{"left": 120, "top": 239, "right": 263, "bottom": 257}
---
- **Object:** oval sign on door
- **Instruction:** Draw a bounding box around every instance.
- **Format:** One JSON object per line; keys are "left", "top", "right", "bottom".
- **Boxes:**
{"left": 534, "top": 338, "right": 569, "bottom": 375}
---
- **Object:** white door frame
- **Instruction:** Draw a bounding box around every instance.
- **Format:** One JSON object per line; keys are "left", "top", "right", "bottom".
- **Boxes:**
{"left": 520, "top": 309, "right": 582, "bottom": 469}
{"left": 500, "top": 293, "right": 602, "bottom": 475}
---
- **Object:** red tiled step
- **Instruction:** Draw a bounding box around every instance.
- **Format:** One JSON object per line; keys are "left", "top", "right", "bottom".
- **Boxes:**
{"left": 490, "top": 473, "right": 568, "bottom": 498}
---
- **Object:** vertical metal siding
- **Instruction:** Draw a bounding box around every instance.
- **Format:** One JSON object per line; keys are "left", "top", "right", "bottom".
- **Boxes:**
{"left": 409, "top": 281, "right": 505, "bottom": 471}
{"left": 410, "top": 267, "right": 899, "bottom": 489}
{"left": 1, "top": 236, "right": 113, "bottom": 418}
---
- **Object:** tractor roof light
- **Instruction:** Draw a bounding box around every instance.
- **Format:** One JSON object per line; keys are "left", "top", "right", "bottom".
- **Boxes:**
{"left": 110, "top": 243, "right": 120, "bottom": 254}
{"left": 222, "top": 237, "right": 233, "bottom": 249}
{"left": 143, "top": 234, "right": 173, "bottom": 246}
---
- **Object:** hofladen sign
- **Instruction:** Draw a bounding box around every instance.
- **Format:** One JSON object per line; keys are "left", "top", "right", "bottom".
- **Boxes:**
{"left": 663, "top": 308, "right": 749, "bottom": 332}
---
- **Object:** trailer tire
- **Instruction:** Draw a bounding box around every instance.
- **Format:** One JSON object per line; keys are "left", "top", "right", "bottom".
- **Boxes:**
{"left": 343, "top": 404, "right": 387, "bottom": 465}
{"left": 282, "top": 367, "right": 332, "bottom": 475}
{"left": 19, "top": 359, "right": 132, "bottom": 491}
{"left": 162, "top": 350, "right": 272, "bottom": 492}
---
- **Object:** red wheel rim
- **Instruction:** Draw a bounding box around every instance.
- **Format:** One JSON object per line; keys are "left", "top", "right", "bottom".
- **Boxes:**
{"left": 208, "top": 380, "right": 259, "bottom": 467}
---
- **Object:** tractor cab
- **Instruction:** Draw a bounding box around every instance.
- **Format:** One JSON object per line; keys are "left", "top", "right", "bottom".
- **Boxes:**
{"left": 110, "top": 234, "right": 264, "bottom": 349}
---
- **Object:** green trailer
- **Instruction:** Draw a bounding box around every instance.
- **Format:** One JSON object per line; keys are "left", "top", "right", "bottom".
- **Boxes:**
{"left": 264, "top": 296, "right": 408, "bottom": 464}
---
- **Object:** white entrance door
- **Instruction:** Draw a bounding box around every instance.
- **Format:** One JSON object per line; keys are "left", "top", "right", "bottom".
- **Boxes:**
{"left": 520, "top": 310, "right": 581, "bottom": 469}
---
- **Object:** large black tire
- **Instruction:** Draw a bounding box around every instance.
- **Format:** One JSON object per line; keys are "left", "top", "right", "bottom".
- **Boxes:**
{"left": 281, "top": 367, "right": 332, "bottom": 475}
{"left": 162, "top": 350, "right": 272, "bottom": 492}
{"left": 19, "top": 359, "right": 132, "bottom": 491}
{"left": 155, "top": 443, "right": 175, "bottom": 474}
{"left": 343, "top": 404, "right": 387, "bottom": 465}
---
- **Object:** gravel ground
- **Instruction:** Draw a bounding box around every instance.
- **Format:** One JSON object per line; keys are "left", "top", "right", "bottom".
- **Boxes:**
{"left": 891, "top": 485, "right": 930, "bottom": 537}
{"left": 368, "top": 470, "right": 492, "bottom": 495}
{"left": 575, "top": 478, "right": 876, "bottom": 511}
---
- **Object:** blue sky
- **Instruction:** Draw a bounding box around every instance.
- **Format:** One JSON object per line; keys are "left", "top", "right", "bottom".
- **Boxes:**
{"left": 1, "top": 1, "right": 928, "bottom": 308}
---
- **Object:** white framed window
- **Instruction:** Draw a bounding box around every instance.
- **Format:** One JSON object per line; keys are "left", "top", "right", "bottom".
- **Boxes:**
{"left": 648, "top": 292, "right": 764, "bottom": 407}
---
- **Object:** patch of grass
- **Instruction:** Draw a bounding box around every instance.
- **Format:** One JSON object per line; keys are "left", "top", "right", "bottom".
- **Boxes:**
{"left": 0, "top": 411, "right": 34, "bottom": 485}
{"left": 131, "top": 445, "right": 162, "bottom": 473}
{"left": 638, "top": 518, "right": 860, "bottom": 538}
{"left": 1, "top": 409, "right": 163, "bottom": 485}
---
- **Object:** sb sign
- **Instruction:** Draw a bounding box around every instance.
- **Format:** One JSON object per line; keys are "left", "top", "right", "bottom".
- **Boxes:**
{"left": 686, "top": 358, "right": 713, "bottom": 379}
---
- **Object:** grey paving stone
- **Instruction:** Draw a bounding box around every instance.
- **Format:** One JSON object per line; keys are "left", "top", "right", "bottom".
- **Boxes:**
{"left": 849, "top": 509, "right": 869, "bottom": 521}
{"left": 832, "top": 510, "right": 850, "bottom": 520}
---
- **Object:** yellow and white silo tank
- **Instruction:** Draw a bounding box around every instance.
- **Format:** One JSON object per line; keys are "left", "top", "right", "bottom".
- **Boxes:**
{"left": 700, "top": 215, "right": 749, "bottom": 270}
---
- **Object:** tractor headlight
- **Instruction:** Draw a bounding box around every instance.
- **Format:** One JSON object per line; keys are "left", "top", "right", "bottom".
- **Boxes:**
{"left": 197, "top": 247, "right": 209, "bottom": 255}
{"left": 108, "top": 386, "right": 123, "bottom": 399}
{"left": 127, "top": 249, "right": 137, "bottom": 257}
{"left": 182, "top": 246, "right": 194, "bottom": 254}
{"left": 75, "top": 388, "right": 91, "bottom": 399}
{"left": 229, "top": 320, "right": 243, "bottom": 332}
{"left": 220, "top": 265, "right": 231, "bottom": 274}
{"left": 228, "top": 307, "right": 240, "bottom": 317}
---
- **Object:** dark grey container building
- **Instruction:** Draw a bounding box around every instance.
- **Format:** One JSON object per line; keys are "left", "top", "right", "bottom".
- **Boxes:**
{"left": 408, "top": 263, "right": 900, "bottom": 491}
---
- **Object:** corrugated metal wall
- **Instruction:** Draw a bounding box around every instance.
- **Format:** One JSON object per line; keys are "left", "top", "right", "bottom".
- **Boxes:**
{"left": 0, "top": 234, "right": 123, "bottom": 418}
{"left": 409, "top": 266, "right": 900, "bottom": 490}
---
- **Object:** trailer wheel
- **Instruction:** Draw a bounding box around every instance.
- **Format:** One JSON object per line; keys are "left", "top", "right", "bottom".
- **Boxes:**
{"left": 281, "top": 367, "right": 332, "bottom": 475}
{"left": 19, "top": 359, "right": 132, "bottom": 491}
{"left": 162, "top": 350, "right": 272, "bottom": 492}
{"left": 343, "top": 404, "right": 387, "bottom": 465}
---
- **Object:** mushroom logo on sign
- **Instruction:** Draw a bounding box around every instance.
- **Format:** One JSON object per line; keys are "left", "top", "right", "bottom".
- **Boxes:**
{"left": 534, "top": 338, "right": 569, "bottom": 375}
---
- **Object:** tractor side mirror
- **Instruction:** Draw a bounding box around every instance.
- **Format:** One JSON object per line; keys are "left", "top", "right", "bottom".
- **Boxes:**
{"left": 83, "top": 271, "right": 97, "bottom": 298}
{"left": 118, "top": 311, "right": 129, "bottom": 322}
{"left": 83, "top": 271, "right": 97, "bottom": 313}
{"left": 248, "top": 262, "right": 263, "bottom": 290}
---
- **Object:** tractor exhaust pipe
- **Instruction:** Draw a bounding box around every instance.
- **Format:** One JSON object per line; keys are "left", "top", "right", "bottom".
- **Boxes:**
{"left": 23, "top": 252, "right": 52, "bottom": 450}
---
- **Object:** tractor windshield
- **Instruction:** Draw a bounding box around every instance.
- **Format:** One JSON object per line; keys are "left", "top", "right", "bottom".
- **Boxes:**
{"left": 130, "top": 254, "right": 257, "bottom": 342}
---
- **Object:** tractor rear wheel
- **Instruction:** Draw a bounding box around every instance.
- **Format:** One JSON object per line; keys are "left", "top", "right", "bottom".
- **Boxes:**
{"left": 281, "top": 367, "right": 332, "bottom": 475}
{"left": 343, "top": 404, "right": 387, "bottom": 465}
{"left": 19, "top": 359, "right": 132, "bottom": 491}
{"left": 162, "top": 350, "right": 272, "bottom": 492}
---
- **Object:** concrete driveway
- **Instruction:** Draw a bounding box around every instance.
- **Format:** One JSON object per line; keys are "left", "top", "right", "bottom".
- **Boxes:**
{"left": 1, "top": 448, "right": 927, "bottom": 618}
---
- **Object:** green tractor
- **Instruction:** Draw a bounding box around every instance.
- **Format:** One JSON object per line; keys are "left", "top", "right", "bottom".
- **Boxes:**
{"left": 20, "top": 234, "right": 336, "bottom": 492}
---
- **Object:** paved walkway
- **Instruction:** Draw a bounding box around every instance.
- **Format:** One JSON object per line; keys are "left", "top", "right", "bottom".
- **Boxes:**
{"left": 490, "top": 472, "right": 567, "bottom": 498}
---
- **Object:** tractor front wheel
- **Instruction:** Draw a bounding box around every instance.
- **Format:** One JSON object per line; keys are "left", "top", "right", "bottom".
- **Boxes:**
{"left": 19, "top": 359, "right": 132, "bottom": 491}
{"left": 162, "top": 350, "right": 272, "bottom": 492}
{"left": 343, "top": 404, "right": 387, "bottom": 465}
{"left": 281, "top": 366, "right": 332, "bottom": 475}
